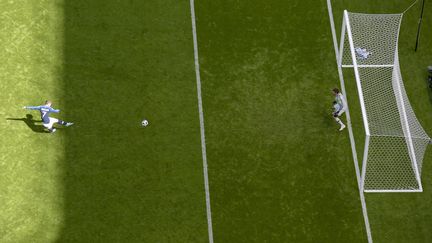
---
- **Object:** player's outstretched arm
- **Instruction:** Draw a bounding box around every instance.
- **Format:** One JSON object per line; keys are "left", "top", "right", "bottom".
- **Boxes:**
{"left": 23, "top": 106, "right": 41, "bottom": 110}
{"left": 50, "top": 107, "right": 60, "bottom": 113}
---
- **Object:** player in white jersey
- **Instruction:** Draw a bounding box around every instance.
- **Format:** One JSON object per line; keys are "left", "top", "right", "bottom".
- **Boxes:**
{"left": 332, "top": 88, "right": 346, "bottom": 131}
{"left": 23, "top": 100, "right": 73, "bottom": 133}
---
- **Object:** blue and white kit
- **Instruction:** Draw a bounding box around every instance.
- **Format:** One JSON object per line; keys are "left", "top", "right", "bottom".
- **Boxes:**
{"left": 25, "top": 105, "right": 67, "bottom": 130}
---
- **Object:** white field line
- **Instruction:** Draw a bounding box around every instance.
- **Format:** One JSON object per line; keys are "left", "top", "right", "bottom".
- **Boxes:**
{"left": 326, "top": 1, "right": 373, "bottom": 243}
{"left": 189, "top": 1, "right": 214, "bottom": 242}
{"left": 365, "top": 189, "right": 423, "bottom": 193}
{"left": 341, "top": 64, "right": 394, "bottom": 68}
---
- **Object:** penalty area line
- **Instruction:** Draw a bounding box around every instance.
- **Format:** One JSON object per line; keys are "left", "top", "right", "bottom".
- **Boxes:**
{"left": 189, "top": 1, "right": 214, "bottom": 243}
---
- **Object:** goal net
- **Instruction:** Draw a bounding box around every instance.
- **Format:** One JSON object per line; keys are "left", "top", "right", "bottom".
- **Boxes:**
{"left": 339, "top": 11, "right": 431, "bottom": 192}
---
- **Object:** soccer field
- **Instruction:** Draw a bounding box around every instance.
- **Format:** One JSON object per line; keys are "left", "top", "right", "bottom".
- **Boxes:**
{"left": 0, "top": 0, "right": 431, "bottom": 242}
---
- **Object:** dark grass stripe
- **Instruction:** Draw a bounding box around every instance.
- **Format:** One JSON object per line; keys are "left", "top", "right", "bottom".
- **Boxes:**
{"left": 58, "top": 1, "right": 208, "bottom": 242}
{"left": 195, "top": 0, "right": 366, "bottom": 242}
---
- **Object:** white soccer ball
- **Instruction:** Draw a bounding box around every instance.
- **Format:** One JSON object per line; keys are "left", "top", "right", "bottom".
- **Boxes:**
{"left": 141, "top": 119, "right": 149, "bottom": 127}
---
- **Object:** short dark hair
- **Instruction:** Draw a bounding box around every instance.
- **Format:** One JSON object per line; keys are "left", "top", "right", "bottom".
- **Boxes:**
{"left": 332, "top": 88, "right": 340, "bottom": 94}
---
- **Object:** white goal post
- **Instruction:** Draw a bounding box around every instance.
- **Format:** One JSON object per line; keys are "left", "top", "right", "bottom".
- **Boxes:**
{"left": 339, "top": 10, "right": 431, "bottom": 192}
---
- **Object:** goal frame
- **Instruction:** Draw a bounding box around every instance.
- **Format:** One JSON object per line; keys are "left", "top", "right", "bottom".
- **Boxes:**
{"left": 338, "top": 10, "right": 423, "bottom": 193}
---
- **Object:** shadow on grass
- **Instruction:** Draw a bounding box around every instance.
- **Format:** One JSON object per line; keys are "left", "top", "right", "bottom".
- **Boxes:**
{"left": 6, "top": 114, "right": 48, "bottom": 133}
{"left": 322, "top": 110, "right": 337, "bottom": 128}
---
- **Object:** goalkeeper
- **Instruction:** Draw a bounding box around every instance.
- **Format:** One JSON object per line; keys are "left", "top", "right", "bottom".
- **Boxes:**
{"left": 23, "top": 100, "right": 73, "bottom": 133}
{"left": 332, "top": 88, "right": 346, "bottom": 131}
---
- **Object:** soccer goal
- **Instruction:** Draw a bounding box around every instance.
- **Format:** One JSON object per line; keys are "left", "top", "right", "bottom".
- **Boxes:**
{"left": 338, "top": 10, "right": 431, "bottom": 192}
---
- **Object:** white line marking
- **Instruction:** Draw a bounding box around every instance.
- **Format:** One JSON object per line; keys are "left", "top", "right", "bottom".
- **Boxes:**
{"left": 326, "top": 1, "right": 373, "bottom": 243}
{"left": 342, "top": 64, "right": 394, "bottom": 68}
{"left": 189, "top": 1, "right": 214, "bottom": 242}
{"left": 365, "top": 189, "right": 422, "bottom": 193}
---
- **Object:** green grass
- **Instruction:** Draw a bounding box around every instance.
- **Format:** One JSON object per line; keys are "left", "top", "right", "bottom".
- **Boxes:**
{"left": 195, "top": 0, "right": 366, "bottom": 241}
{"left": 0, "top": 1, "right": 64, "bottom": 242}
{"left": 1, "top": 0, "right": 208, "bottom": 242}
{"left": 1, "top": 0, "right": 432, "bottom": 242}
{"left": 58, "top": 0, "right": 208, "bottom": 242}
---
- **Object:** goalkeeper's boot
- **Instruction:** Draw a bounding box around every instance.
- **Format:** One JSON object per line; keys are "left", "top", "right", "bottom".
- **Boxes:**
{"left": 339, "top": 124, "right": 346, "bottom": 131}
{"left": 65, "top": 122, "right": 74, "bottom": 127}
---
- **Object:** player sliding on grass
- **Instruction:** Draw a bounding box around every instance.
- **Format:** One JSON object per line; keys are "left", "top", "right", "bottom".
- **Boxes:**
{"left": 332, "top": 88, "right": 346, "bottom": 131}
{"left": 23, "top": 100, "right": 73, "bottom": 133}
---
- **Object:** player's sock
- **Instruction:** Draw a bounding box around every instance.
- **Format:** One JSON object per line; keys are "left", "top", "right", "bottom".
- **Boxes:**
{"left": 57, "top": 120, "right": 67, "bottom": 125}
{"left": 335, "top": 118, "right": 345, "bottom": 131}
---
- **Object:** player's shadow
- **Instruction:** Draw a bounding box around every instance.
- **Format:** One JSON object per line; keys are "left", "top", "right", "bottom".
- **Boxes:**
{"left": 322, "top": 110, "right": 336, "bottom": 128}
{"left": 6, "top": 114, "right": 48, "bottom": 133}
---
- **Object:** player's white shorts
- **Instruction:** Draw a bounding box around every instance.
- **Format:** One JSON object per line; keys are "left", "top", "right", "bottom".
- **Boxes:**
{"left": 43, "top": 117, "right": 58, "bottom": 129}
{"left": 333, "top": 108, "right": 346, "bottom": 118}
{"left": 336, "top": 108, "right": 346, "bottom": 117}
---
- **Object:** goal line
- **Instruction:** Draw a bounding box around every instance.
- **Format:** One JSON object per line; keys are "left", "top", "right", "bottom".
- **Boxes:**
{"left": 326, "top": 1, "right": 373, "bottom": 243}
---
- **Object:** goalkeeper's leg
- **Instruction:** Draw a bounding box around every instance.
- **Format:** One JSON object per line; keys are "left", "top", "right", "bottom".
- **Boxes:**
{"left": 334, "top": 110, "right": 346, "bottom": 131}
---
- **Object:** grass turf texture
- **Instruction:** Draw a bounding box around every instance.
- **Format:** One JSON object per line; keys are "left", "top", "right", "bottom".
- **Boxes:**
{"left": 0, "top": 0, "right": 431, "bottom": 242}
{"left": 60, "top": 0, "right": 208, "bottom": 242}
{"left": 0, "top": 1, "right": 65, "bottom": 242}
{"left": 196, "top": 0, "right": 432, "bottom": 242}
{"left": 195, "top": 1, "right": 366, "bottom": 241}
{"left": 1, "top": 0, "right": 208, "bottom": 242}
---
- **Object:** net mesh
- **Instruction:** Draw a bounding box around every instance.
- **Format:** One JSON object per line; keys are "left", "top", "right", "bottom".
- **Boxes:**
{"left": 364, "top": 136, "right": 418, "bottom": 190}
{"left": 342, "top": 12, "right": 430, "bottom": 191}
{"left": 342, "top": 13, "right": 402, "bottom": 66}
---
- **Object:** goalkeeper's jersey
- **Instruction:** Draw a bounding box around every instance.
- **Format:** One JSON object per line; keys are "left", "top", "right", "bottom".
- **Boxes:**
{"left": 25, "top": 105, "right": 60, "bottom": 124}
{"left": 335, "top": 93, "right": 345, "bottom": 111}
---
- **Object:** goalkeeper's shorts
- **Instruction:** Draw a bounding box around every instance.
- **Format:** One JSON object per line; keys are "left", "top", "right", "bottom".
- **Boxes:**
{"left": 333, "top": 109, "right": 345, "bottom": 118}
{"left": 43, "top": 117, "right": 59, "bottom": 129}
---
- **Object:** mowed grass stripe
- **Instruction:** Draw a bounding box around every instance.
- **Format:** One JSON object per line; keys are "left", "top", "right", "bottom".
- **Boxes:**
{"left": 196, "top": 0, "right": 366, "bottom": 242}
{"left": 0, "top": 1, "right": 65, "bottom": 242}
{"left": 56, "top": 1, "right": 209, "bottom": 242}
